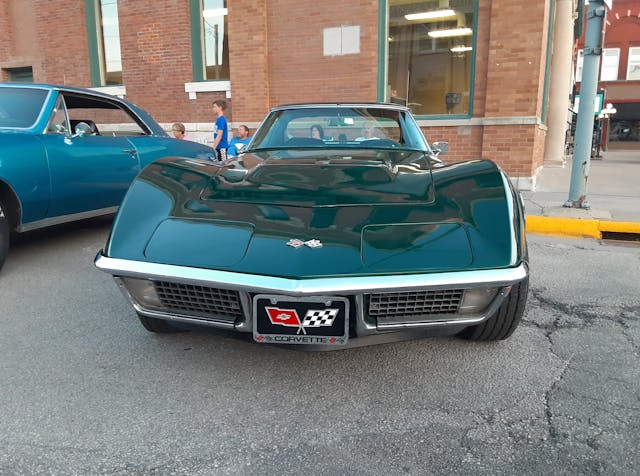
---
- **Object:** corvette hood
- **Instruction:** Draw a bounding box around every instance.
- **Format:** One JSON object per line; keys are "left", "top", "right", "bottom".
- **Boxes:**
{"left": 107, "top": 154, "right": 519, "bottom": 278}
{"left": 202, "top": 151, "right": 435, "bottom": 207}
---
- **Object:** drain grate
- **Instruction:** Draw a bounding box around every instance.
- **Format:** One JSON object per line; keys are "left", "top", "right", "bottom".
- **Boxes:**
{"left": 601, "top": 231, "right": 640, "bottom": 242}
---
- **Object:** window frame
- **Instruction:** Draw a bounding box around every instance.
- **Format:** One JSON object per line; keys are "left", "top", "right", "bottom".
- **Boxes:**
{"left": 626, "top": 46, "right": 640, "bottom": 81}
{"left": 600, "top": 47, "right": 620, "bottom": 81}
{"left": 85, "top": 0, "right": 123, "bottom": 87}
{"left": 189, "top": 0, "right": 230, "bottom": 82}
{"left": 45, "top": 94, "right": 71, "bottom": 135}
{"left": 377, "top": 0, "right": 479, "bottom": 120}
{"left": 576, "top": 49, "right": 584, "bottom": 83}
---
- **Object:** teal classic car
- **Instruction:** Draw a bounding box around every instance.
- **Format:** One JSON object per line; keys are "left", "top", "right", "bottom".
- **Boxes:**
{"left": 0, "top": 83, "right": 215, "bottom": 269}
{"left": 95, "top": 104, "right": 529, "bottom": 349}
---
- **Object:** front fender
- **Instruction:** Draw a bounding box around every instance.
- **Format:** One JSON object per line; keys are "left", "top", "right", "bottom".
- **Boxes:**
{"left": 0, "top": 133, "right": 50, "bottom": 224}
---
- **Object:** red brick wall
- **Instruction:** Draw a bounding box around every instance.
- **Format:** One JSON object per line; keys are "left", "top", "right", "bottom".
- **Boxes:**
{"left": 32, "top": 0, "right": 90, "bottom": 86}
{"left": 0, "top": 1, "right": 11, "bottom": 81}
{"left": 0, "top": 0, "right": 555, "bottom": 179}
{"left": 1, "top": 0, "right": 41, "bottom": 82}
{"left": 471, "top": 0, "right": 491, "bottom": 118}
{"left": 228, "top": 0, "right": 269, "bottom": 122}
{"left": 266, "top": 0, "right": 378, "bottom": 106}
{"left": 421, "top": 126, "right": 483, "bottom": 163}
{"left": 484, "top": 0, "right": 549, "bottom": 118}
{"left": 117, "top": 0, "right": 221, "bottom": 124}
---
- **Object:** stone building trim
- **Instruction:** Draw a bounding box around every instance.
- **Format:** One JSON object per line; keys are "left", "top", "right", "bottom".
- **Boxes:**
{"left": 417, "top": 116, "right": 548, "bottom": 129}
{"left": 184, "top": 81, "right": 232, "bottom": 100}
{"left": 89, "top": 86, "right": 127, "bottom": 98}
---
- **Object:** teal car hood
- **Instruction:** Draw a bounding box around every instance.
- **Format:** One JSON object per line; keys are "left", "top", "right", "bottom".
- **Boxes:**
{"left": 106, "top": 153, "right": 524, "bottom": 278}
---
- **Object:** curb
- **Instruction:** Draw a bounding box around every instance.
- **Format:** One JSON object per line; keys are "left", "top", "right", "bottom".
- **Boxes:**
{"left": 526, "top": 215, "right": 640, "bottom": 239}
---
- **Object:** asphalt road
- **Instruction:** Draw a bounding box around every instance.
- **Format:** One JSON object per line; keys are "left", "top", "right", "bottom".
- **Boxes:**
{"left": 0, "top": 219, "right": 638, "bottom": 475}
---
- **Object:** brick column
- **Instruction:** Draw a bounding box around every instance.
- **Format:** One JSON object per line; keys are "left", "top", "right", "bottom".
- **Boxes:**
{"left": 481, "top": 0, "right": 552, "bottom": 177}
{"left": 0, "top": 0, "right": 12, "bottom": 81}
{"left": 33, "top": 0, "right": 90, "bottom": 85}
{"left": 117, "top": 1, "right": 207, "bottom": 123}
{"left": 227, "top": 0, "right": 270, "bottom": 122}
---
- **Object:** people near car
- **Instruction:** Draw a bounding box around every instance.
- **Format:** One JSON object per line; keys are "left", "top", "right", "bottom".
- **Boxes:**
{"left": 355, "top": 121, "right": 379, "bottom": 141}
{"left": 212, "top": 99, "right": 229, "bottom": 161}
{"left": 228, "top": 125, "right": 251, "bottom": 156}
{"left": 171, "top": 122, "right": 191, "bottom": 141}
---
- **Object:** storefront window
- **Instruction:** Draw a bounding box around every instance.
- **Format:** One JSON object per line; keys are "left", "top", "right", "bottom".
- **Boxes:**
{"left": 385, "top": 0, "right": 477, "bottom": 116}
{"left": 202, "top": 0, "right": 229, "bottom": 80}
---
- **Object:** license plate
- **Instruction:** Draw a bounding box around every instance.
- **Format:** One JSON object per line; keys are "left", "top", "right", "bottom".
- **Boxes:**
{"left": 253, "top": 295, "right": 349, "bottom": 345}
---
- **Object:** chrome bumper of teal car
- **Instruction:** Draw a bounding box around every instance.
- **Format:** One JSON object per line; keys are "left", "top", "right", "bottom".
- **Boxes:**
{"left": 95, "top": 252, "right": 527, "bottom": 338}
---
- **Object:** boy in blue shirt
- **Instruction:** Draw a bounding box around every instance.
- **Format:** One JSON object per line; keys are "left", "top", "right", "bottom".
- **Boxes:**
{"left": 212, "top": 99, "right": 229, "bottom": 161}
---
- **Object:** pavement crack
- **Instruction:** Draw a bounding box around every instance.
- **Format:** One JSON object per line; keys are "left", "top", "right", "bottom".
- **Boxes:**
{"left": 529, "top": 288, "right": 639, "bottom": 330}
{"left": 544, "top": 357, "right": 572, "bottom": 441}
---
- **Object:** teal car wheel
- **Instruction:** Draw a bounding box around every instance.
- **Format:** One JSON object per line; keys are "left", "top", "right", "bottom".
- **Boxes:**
{"left": 458, "top": 277, "right": 529, "bottom": 341}
{"left": 137, "top": 313, "right": 183, "bottom": 333}
{"left": 0, "top": 202, "right": 9, "bottom": 270}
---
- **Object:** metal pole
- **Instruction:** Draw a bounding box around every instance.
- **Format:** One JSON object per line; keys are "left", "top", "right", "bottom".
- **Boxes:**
{"left": 565, "top": 0, "right": 607, "bottom": 209}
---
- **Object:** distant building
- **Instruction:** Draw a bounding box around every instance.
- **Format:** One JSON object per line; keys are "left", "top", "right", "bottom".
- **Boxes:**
{"left": 575, "top": 0, "right": 640, "bottom": 149}
{"left": 1, "top": 0, "right": 583, "bottom": 188}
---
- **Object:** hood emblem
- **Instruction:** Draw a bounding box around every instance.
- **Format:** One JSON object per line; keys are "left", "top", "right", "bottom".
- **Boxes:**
{"left": 287, "top": 238, "right": 323, "bottom": 249}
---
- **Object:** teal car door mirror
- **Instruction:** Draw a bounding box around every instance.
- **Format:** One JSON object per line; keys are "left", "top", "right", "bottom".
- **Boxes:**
{"left": 431, "top": 141, "right": 449, "bottom": 156}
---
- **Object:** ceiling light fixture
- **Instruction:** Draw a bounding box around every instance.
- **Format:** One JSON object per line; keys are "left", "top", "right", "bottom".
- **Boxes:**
{"left": 428, "top": 27, "right": 473, "bottom": 38}
{"left": 450, "top": 46, "right": 473, "bottom": 52}
{"left": 405, "top": 9, "right": 456, "bottom": 21}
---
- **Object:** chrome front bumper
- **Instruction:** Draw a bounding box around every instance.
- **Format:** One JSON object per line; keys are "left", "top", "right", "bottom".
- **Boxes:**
{"left": 95, "top": 252, "right": 528, "bottom": 338}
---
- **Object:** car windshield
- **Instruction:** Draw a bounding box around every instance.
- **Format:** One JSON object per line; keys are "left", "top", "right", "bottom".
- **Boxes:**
{"left": 0, "top": 87, "right": 48, "bottom": 128}
{"left": 248, "top": 106, "right": 429, "bottom": 152}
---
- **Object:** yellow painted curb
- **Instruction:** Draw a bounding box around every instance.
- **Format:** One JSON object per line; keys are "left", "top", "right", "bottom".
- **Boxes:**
{"left": 526, "top": 216, "right": 640, "bottom": 238}
{"left": 598, "top": 220, "right": 640, "bottom": 234}
{"left": 526, "top": 216, "right": 602, "bottom": 238}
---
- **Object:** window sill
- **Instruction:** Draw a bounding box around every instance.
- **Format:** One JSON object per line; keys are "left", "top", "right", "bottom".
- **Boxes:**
{"left": 89, "top": 85, "right": 126, "bottom": 98}
{"left": 184, "top": 81, "right": 231, "bottom": 100}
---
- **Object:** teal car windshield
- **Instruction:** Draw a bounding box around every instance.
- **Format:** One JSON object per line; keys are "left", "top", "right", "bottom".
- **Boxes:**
{"left": 249, "top": 106, "right": 429, "bottom": 152}
{"left": 0, "top": 87, "right": 48, "bottom": 128}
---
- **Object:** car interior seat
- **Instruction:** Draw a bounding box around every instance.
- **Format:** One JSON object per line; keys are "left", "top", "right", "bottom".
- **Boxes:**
{"left": 70, "top": 119, "right": 100, "bottom": 135}
{"left": 285, "top": 137, "right": 324, "bottom": 146}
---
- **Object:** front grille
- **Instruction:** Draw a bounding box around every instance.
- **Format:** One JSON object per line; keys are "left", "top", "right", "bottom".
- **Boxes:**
{"left": 153, "top": 281, "right": 243, "bottom": 320}
{"left": 366, "top": 289, "right": 463, "bottom": 321}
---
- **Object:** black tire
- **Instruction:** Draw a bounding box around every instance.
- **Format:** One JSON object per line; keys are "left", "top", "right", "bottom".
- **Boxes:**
{"left": 0, "top": 202, "right": 10, "bottom": 271}
{"left": 137, "top": 313, "right": 182, "bottom": 333}
{"left": 457, "top": 277, "right": 529, "bottom": 341}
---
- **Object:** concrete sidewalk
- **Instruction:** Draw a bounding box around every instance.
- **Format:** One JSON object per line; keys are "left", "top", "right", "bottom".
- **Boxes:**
{"left": 520, "top": 149, "right": 640, "bottom": 238}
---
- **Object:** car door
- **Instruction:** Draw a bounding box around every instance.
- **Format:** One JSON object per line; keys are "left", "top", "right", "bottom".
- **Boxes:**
{"left": 38, "top": 92, "right": 141, "bottom": 218}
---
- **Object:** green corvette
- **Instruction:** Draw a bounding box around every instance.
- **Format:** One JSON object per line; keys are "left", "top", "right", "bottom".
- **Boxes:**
{"left": 95, "top": 104, "right": 529, "bottom": 349}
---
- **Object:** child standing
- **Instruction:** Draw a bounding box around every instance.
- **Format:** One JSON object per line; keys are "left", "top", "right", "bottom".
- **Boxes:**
{"left": 212, "top": 99, "right": 229, "bottom": 161}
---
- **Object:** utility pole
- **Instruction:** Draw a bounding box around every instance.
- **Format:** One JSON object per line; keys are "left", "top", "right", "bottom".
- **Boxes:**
{"left": 565, "top": 0, "right": 609, "bottom": 209}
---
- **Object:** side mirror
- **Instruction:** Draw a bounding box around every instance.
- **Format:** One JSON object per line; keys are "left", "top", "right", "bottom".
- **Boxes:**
{"left": 73, "top": 122, "right": 92, "bottom": 138}
{"left": 431, "top": 141, "right": 449, "bottom": 156}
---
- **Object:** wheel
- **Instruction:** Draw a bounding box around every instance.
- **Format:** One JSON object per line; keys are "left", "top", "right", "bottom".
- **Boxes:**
{"left": 137, "top": 313, "right": 182, "bottom": 333}
{"left": 457, "top": 277, "right": 529, "bottom": 341}
{"left": 0, "top": 202, "right": 10, "bottom": 271}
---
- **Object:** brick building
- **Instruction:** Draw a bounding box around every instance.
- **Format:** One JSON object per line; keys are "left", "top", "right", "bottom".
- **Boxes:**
{"left": 1, "top": 0, "right": 567, "bottom": 188}
{"left": 575, "top": 0, "right": 640, "bottom": 149}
